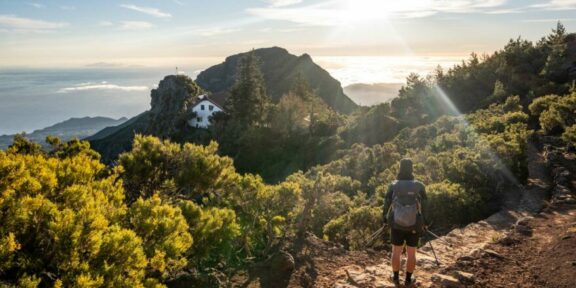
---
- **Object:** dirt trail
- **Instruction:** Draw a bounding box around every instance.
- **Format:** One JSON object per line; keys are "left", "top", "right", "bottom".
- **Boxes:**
{"left": 466, "top": 206, "right": 576, "bottom": 288}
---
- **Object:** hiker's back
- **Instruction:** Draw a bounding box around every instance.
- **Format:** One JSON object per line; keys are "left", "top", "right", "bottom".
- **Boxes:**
{"left": 392, "top": 180, "right": 423, "bottom": 205}
{"left": 388, "top": 180, "right": 425, "bottom": 232}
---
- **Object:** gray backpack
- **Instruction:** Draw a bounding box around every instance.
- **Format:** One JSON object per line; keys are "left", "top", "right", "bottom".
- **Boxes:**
{"left": 387, "top": 180, "right": 423, "bottom": 232}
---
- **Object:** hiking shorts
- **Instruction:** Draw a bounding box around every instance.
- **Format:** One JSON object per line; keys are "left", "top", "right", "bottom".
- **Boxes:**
{"left": 391, "top": 228, "right": 420, "bottom": 247}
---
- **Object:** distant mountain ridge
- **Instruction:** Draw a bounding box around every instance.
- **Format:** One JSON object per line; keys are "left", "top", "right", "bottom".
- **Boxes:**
{"left": 196, "top": 47, "right": 358, "bottom": 114}
{"left": 0, "top": 116, "right": 127, "bottom": 150}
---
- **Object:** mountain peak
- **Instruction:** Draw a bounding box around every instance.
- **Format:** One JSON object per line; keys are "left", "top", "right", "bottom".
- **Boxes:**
{"left": 196, "top": 47, "right": 357, "bottom": 114}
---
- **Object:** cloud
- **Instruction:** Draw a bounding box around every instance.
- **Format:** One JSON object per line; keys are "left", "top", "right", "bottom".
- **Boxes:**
{"left": 531, "top": 0, "right": 576, "bottom": 10}
{"left": 85, "top": 62, "right": 125, "bottom": 68}
{"left": 266, "top": 0, "right": 303, "bottom": 7}
{"left": 120, "top": 4, "right": 172, "bottom": 18}
{"left": 58, "top": 82, "right": 148, "bottom": 93}
{"left": 97, "top": 20, "right": 154, "bottom": 30}
{"left": 28, "top": 3, "right": 46, "bottom": 9}
{"left": 483, "top": 8, "right": 524, "bottom": 14}
{"left": 120, "top": 21, "right": 154, "bottom": 30}
{"left": 247, "top": 0, "right": 510, "bottom": 25}
{"left": 431, "top": 0, "right": 508, "bottom": 13}
{"left": 0, "top": 15, "right": 67, "bottom": 32}
{"left": 521, "top": 18, "right": 576, "bottom": 22}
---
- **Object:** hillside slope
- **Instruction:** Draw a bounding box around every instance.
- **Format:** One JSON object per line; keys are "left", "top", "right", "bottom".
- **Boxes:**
{"left": 230, "top": 135, "right": 576, "bottom": 288}
{"left": 0, "top": 116, "right": 127, "bottom": 149}
{"left": 196, "top": 47, "right": 358, "bottom": 114}
{"left": 87, "top": 112, "right": 150, "bottom": 163}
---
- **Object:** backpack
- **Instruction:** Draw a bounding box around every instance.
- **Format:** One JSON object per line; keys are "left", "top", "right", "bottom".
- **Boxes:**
{"left": 387, "top": 180, "right": 423, "bottom": 232}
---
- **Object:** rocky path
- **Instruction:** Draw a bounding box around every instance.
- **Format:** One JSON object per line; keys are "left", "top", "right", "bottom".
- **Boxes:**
{"left": 465, "top": 206, "right": 576, "bottom": 288}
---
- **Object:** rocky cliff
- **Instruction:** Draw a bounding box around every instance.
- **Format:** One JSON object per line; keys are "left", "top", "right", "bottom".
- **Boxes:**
{"left": 147, "top": 75, "right": 203, "bottom": 137}
{"left": 89, "top": 75, "right": 203, "bottom": 162}
{"left": 196, "top": 47, "right": 358, "bottom": 114}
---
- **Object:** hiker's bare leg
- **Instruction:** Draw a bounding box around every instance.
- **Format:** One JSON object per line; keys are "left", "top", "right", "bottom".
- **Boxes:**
{"left": 406, "top": 246, "right": 417, "bottom": 273}
{"left": 392, "top": 245, "right": 402, "bottom": 272}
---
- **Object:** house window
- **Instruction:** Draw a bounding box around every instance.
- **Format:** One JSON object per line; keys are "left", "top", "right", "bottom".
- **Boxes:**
{"left": 197, "top": 117, "right": 202, "bottom": 122}
{"left": 209, "top": 105, "right": 214, "bottom": 111}
{"left": 201, "top": 105, "right": 205, "bottom": 110}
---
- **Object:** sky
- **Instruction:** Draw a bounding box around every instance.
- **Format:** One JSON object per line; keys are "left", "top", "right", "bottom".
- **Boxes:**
{"left": 1, "top": 0, "right": 576, "bottom": 68}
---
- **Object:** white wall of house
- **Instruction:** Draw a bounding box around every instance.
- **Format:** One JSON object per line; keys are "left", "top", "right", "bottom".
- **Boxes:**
{"left": 188, "top": 97, "right": 223, "bottom": 128}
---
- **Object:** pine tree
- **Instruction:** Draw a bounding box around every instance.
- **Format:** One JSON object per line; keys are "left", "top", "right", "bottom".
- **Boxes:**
{"left": 541, "top": 22, "right": 569, "bottom": 82}
{"left": 227, "top": 51, "right": 269, "bottom": 127}
{"left": 290, "top": 72, "right": 313, "bottom": 100}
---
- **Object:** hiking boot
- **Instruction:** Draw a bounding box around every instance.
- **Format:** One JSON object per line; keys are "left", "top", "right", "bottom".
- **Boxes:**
{"left": 405, "top": 277, "right": 416, "bottom": 288}
{"left": 390, "top": 273, "right": 401, "bottom": 287}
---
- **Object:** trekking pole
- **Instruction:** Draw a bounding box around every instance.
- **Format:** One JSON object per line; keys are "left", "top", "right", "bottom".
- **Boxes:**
{"left": 427, "top": 239, "right": 441, "bottom": 267}
{"left": 425, "top": 229, "right": 453, "bottom": 247}
{"left": 369, "top": 226, "right": 385, "bottom": 240}
{"left": 363, "top": 225, "right": 386, "bottom": 248}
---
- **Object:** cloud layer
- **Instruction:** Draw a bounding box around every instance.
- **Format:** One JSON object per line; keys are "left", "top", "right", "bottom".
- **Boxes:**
{"left": 533, "top": 0, "right": 576, "bottom": 9}
{"left": 247, "top": 0, "right": 513, "bottom": 26}
{"left": 0, "top": 15, "right": 67, "bottom": 32}
{"left": 58, "top": 82, "right": 148, "bottom": 93}
{"left": 120, "top": 21, "right": 154, "bottom": 30}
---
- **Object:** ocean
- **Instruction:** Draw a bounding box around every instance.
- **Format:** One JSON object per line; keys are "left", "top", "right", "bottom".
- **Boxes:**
{"left": 0, "top": 56, "right": 463, "bottom": 135}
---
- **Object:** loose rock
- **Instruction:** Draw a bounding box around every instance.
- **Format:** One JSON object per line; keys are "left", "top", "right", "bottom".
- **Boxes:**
{"left": 454, "top": 270, "right": 475, "bottom": 284}
{"left": 335, "top": 283, "right": 358, "bottom": 288}
{"left": 497, "top": 234, "right": 520, "bottom": 246}
{"left": 483, "top": 249, "right": 505, "bottom": 259}
{"left": 515, "top": 224, "right": 533, "bottom": 236}
{"left": 431, "top": 273, "right": 462, "bottom": 288}
{"left": 515, "top": 217, "right": 531, "bottom": 226}
{"left": 346, "top": 269, "right": 374, "bottom": 286}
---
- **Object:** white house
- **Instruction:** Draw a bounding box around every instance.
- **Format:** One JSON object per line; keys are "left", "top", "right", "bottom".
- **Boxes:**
{"left": 188, "top": 94, "right": 224, "bottom": 128}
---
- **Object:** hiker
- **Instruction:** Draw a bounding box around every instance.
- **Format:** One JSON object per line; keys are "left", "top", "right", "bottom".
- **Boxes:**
{"left": 382, "top": 158, "right": 427, "bottom": 287}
